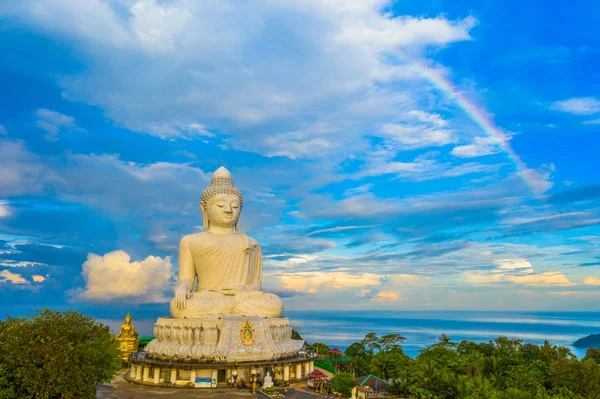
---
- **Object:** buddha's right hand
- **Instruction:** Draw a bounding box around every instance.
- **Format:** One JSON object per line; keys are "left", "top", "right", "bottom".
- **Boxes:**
{"left": 174, "top": 285, "right": 191, "bottom": 309}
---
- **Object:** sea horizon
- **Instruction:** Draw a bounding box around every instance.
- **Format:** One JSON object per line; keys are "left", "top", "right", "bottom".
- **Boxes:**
{"left": 98, "top": 310, "right": 600, "bottom": 359}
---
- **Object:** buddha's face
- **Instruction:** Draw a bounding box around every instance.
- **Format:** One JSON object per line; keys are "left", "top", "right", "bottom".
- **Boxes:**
{"left": 205, "top": 193, "right": 241, "bottom": 229}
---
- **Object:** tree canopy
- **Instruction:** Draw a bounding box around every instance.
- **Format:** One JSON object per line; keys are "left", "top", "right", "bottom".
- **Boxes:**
{"left": 332, "top": 372, "right": 355, "bottom": 398}
{"left": 0, "top": 308, "right": 122, "bottom": 399}
{"left": 314, "top": 333, "right": 600, "bottom": 399}
{"left": 291, "top": 329, "right": 303, "bottom": 340}
{"left": 310, "top": 341, "right": 331, "bottom": 356}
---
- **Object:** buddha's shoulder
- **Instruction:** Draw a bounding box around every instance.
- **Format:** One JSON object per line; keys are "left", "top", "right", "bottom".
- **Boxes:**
{"left": 241, "top": 233, "right": 260, "bottom": 247}
{"left": 180, "top": 232, "right": 209, "bottom": 245}
{"left": 180, "top": 232, "right": 259, "bottom": 246}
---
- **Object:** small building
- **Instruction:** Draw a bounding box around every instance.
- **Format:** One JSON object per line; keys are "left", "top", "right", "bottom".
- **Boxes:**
{"left": 306, "top": 369, "right": 328, "bottom": 388}
{"left": 352, "top": 374, "right": 390, "bottom": 399}
{"left": 329, "top": 347, "right": 344, "bottom": 357}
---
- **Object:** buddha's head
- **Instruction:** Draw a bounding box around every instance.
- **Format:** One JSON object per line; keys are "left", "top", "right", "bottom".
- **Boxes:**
{"left": 125, "top": 313, "right": 131, "bottom": 324}
{"left": 201, "top": 167, "right": 243, "bottom": 231}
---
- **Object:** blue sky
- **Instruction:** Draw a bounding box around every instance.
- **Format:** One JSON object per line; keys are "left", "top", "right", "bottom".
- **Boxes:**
{"left": 1, "top": 0, "right": 599, "bottom": 318}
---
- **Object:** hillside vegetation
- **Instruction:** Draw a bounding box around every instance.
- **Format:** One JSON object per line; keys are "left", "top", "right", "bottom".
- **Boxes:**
{"left": 312, "top": 332, "right": 600, "bottom": 399}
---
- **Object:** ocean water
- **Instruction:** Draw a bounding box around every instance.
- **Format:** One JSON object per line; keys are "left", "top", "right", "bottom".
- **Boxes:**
{"left": 101, "top": 311, "right": 600, "bottom": 359}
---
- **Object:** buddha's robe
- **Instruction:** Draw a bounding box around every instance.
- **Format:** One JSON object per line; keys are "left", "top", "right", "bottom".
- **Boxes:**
{"left": 169, "top": 232, "right": 283, "bottom": 318}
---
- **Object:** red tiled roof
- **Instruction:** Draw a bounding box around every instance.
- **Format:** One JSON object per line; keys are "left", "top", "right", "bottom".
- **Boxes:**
{"left": 307, "top": 370, "right": 328, "bottom": 379}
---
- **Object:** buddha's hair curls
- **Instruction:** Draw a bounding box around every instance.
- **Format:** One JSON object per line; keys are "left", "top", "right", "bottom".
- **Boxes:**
{"left": 200, "top": 169, "right": 244, "bottom": 210}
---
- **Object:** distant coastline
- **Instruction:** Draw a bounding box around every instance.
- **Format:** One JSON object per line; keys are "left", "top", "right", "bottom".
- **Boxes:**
{"left": 573, "top": 333, "right": 600, "bottom": 349}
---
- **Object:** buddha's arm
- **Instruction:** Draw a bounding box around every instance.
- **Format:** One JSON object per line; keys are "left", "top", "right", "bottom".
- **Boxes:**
{"left": 174, "top": 237, "right": 195, "bottom": 309}
{"left": 218, "top": 241, "right": 262, "bottom": 293}
{"left": 245, "top": 242, "right": 262, "bottom": 291}
{"left": 117, "top": 325, "right": 125, "bottom": 338}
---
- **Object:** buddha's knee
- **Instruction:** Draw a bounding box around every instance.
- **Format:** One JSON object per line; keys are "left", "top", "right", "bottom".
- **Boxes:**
{"left": 233, "top": 292, "right": 283, "bottom": 317}
{"left": 170, "top": 293, "right": 233, "bottom": 319}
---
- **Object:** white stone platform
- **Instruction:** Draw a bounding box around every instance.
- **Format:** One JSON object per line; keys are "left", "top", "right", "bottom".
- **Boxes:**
{"left": 145, "top": 316, "right": 302, "bottom": 362}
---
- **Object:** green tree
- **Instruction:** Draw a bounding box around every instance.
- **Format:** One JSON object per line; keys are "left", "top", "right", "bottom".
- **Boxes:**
{"left": 310, "top": 342, "right": 330, "bottom": 357}
{"left": 353, "top": 355, "right": 371, "bottom": 377}
{"left": 332, "top": 372, "right": 355, "bottom": 398}
{"left": 361, "top": 332, "right": 405, "bottom": 379}
{"left": 361, "top": 332, "right": 379, "bottom": 358}
{"left": 345, "top": 341, "right": 366, "bottom": 358}
{"left": 0, "top": 308, "right": 122, "bottom": 399}
{"left": 291, "top": 329, "right": 303, "bottom": 340}
{"left": 372, "top": 346, "right": 410, "bottom": 380}
{"left": 583, "top": 348, "right": 600, "bottom": 365}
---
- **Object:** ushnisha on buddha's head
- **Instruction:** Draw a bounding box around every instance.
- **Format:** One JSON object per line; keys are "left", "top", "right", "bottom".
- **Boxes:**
{"left": 200, "top": 167, "right": 243, "bottom": 232}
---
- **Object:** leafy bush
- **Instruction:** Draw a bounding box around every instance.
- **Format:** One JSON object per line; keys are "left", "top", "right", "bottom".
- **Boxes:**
{"left": 332, "top": 372, "right": 355, "bottom": 398}
{"left": 0, "top": 308, "right": 122, "bottom": 399}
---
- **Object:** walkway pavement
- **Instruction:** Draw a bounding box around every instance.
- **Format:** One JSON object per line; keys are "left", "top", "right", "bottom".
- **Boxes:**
{"left": 96, "top": 373, "right": 330, "bottom": 399}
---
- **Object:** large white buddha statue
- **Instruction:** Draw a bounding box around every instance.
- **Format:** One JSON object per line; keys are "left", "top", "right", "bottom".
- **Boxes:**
{"left": 169, "top": 167, "right": 283, "bottom": 319}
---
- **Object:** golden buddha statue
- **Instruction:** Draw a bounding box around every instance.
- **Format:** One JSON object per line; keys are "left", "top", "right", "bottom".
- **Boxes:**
{"left": 116, "top": 313, "right": 139, "bottom": 362}
{"left": 169, "top": 167, "right": 283, "bottom": 319}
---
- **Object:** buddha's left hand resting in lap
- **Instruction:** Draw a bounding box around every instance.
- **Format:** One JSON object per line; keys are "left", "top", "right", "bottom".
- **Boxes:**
{"left": 169, "top": 167, "right": 283, "bottom": 319}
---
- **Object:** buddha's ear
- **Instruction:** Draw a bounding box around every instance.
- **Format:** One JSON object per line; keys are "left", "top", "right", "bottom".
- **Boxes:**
{"left": 200, "top": 202, "right": 209, "bottom": 229}
{"left": 235, "top": 221, "right": 239, "bottom": 232}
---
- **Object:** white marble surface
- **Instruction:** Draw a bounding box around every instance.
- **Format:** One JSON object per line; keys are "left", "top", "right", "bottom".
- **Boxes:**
{"left": 145, "top": 316, "right": 301, "bottom": 361}
{"left": 170, "top": 167, "right": 283, "bottom": 319}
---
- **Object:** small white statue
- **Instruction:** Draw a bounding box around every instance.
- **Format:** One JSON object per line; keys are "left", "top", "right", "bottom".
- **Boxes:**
{"left": 263, "top": 371, "right": 274, "bottom": 388}
{"left": 169, "top": 167, "right": 283, "bottom": 319}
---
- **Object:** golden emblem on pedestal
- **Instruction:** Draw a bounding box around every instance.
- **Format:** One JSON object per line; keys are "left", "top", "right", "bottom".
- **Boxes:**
{"left": 240, "top": 317, "right": 255, "bottom": 346}
{"left": 116, "top": 313, "right": 139, "bottom": 362}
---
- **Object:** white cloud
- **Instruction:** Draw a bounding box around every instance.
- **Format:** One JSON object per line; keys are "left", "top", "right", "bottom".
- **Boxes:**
{"left": 344, "top": 184, "right": 374, "bottom": 197}
{"left": 583, "top": 118, "right": 600, "bottom": 125}
{"left": 404, "top": 110, "right": 448, "bottom": 127}
{"left": 3, "top": 0, "right": 476, "bottom": 153}
{"left": 380, "top": 123, "right": 455, "bottom": 149}
{"left": 35, "top": 108, "right": 84, "bottom": 141}
{"left": 356, "top": 151, "right": 501, "bottom": 182}
{"left": 451, "top": 136, "right": 504, "bottom": 158}
{"left": 373, "top": 291, "right": 400, "bottom": 301}
{"left": 75, "top": 250, "right": 174, "bottom": 303}
{"left": 306, "top": 225, "right": 377, "bottom": 237}
{"left": 260, "top": 132, "right": 338, "bottom": 159}
{"left": 463, "top": 258, "right": 574, "bottom": 287}
{"left": 130, "top": 0, "right": 192, "bottom": 52}
{"left": 508, "top": 271, "right": 574, "bottom": 287}
{"left": 32, "top": 275, "right": 46, "bottom": 283}
{"left": 59, "top": 153, "right": 209, "bottom": 215}
{"left": 144, "top": 122, "right": 214, "bottom": 140}
{"left": 279, "top": 271, "right": 382, "bottom": 294}
{"left": 0, "top": 270, "right": 28, "bottom": 285}
{"left": 519, "top": 165, "right": 554, "bottom": 195}
{"left": 494, "top": 259, "right": 533, "bottom": 272}
{"left": 0, "top": 139, "right": 48, "bottom": 196}
{"left": 0, "top": 200, "right": 11, "bottom": 218}
{"left": 584, "top": 277, "right": 600, "bottom": 286}
{"left": 0, "top": 260, "right": 46, "bottom": 268}
{"left": 551, "top": 97, "right": 600, "bottom": 115}
{"left": 463, "top": 272, "right": 505, "bottom": 285}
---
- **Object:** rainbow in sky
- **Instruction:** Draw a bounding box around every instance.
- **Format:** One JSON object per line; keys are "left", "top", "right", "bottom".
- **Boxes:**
{"left": 410, "top": 60, "right": 541, "bottom": 195}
